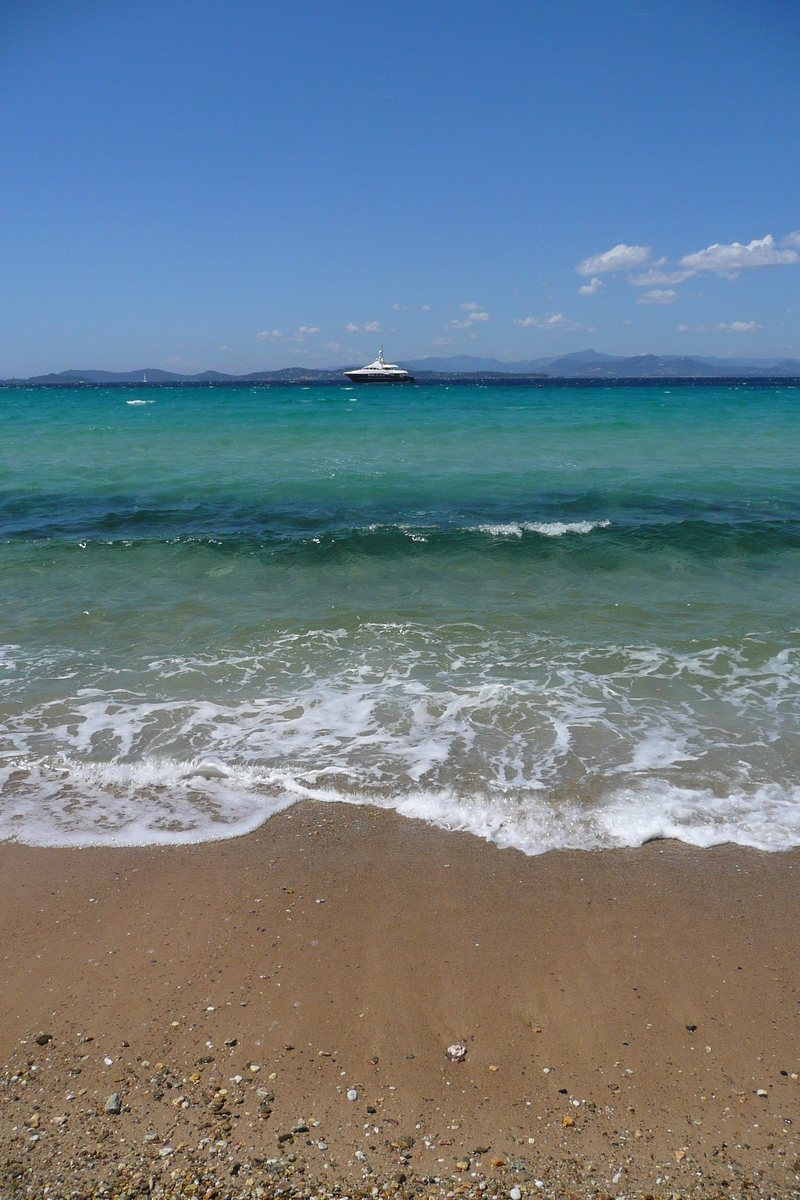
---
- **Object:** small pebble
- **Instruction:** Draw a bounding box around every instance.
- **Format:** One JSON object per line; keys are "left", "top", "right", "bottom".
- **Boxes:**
{"left": 510, "top": 1188, "right": 522, "bottom": 1200}
{"left": 347, "top": 1088, "right": 358, "bottom": 1101}
{"left": 103, "top": 1093, "right": 122, "bottom": 1115}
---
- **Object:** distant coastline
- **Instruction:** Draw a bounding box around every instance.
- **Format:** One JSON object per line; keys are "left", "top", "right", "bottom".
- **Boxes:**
{"left": 3, "top": 349, "right": 800, "bottom": 387}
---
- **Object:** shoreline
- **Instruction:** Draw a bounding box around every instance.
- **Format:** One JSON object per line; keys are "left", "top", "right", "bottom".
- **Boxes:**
{"left": 2, "top": 803, "right": 799, "bottom": 1198}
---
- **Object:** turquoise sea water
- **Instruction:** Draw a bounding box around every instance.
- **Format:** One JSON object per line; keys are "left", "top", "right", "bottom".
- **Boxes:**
{"left": 2, "top": 381, "right": 800, "bottom": 850}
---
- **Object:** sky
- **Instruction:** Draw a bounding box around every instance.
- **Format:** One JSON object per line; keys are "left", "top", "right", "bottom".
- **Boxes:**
{"left": 1, "top": 0, "right": 799, "bottom": 375}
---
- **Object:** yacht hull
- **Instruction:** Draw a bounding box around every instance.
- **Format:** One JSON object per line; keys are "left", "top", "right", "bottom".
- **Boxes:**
{"left": 344, "top": 373, "right": 415, "bottom": 383}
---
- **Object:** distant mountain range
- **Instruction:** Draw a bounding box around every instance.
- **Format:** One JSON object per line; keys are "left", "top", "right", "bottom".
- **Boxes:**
{"left": 403, "top": 351, "right": 800, "bottom": 378}
{"left": 3, "top": 351, "right": 800, "bottom": 386}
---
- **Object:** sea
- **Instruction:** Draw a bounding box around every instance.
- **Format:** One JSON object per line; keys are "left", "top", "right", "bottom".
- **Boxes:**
{"left": 2, "top": 381, "right": 800, "bottom": 852}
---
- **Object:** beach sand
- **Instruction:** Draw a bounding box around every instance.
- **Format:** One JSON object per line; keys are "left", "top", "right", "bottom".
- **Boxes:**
{"left": 2, "top": 803, "right": 799, "bottom": 1198}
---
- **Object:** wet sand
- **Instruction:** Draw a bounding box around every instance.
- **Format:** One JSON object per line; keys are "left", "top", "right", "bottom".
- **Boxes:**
{"left": 2, "top": 803, "right": 800, "bottom": 1199}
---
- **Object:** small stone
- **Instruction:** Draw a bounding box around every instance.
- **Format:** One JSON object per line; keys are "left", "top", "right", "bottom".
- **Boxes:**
{"left": 347, "top": 1088, "right": 358, "bottom": 1101}
{"left": 277, "top": 1132, "right": 294, "bottom": 1144}
{"left": 250, "top": 1064, "right": 260, "bottom": 1073}
{"left": 562, "top": 1115, "right": 574, "bottom": 1127}
{"left": 757, "top": 1088, "right": 768, "bottom": 1096}
{"left": 292, "top": 1123, "right": 309, "bottom": 1134}
{"left": 35, "top": 1033, "right": 52, "bottom": 1046}
{"left": 510, "top": 1188, "right": 522, "bottom": 1200}
{"left": 488, "top": 1064, "right": 498, "bottom": 1072}
{"left": 225, "top": 1037, "right": 237, "bottom": 1047}
{"left": 491, "top": 1156, "right": 505, "bottom": 1167}
{"left": 318, "top": 1141, "right": 328, "bottom": 1151}
{"left": 28, "top": 1113, "right": 40, "bottom": 1129}
{"left": 366, "top": 1105, "right": 377, "bottom": 1114}
{"left": 104, "top": 1093, "right": 122, "bottom": 1115}
{"left": 446, "top": 1041, "right": 468, "bottom": 1062}
{"left": 456, "top": 1160, "right": 470, "bottom": 1171}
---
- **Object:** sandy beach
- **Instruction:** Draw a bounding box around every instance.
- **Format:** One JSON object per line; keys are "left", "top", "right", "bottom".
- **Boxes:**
{"left": 1, "top": 805, "right": 799, "bottom": 1199}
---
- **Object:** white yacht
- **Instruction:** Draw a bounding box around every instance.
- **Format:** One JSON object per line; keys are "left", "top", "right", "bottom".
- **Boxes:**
{"left": 344, "top": 348, "right": 415, "bottom": 384}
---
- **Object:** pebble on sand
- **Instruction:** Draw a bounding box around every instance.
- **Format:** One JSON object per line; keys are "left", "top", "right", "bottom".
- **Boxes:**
{"left": 446, "top": 1042, "right": 467, "bottom": 1062}
{"left": 104, "top": 1093, "right": 122, "bottom": 1115}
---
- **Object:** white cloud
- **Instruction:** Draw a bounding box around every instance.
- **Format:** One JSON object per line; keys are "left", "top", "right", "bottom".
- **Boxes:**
{"left": 325, "top": 342, "right": 341, "bottom": 351}
{"left": 346, "top": 323, "right": 360, "bottom": 333}
{"left": 577, "top": 243, "right": 650, "bottom": 275}
{"left": 256, "top": 329, "right": 282, "bottom": 340}
{"left": 430, "top": 337, "right": 454, "bottom": 346}
{"left": 680, "top": 234, "right": 799, "bottom": 274}
{"left": 636, "top": 289, "right": 677, "bottom": 305}
{"left": 460, "top": 302, "right": 481, "bottom": 311}
{"left": 218, "top": 344, "right": 230, "bottom": 351}
{"left": 782, "top": 231, "right": 800, "bottom": 249}
{"left": 297, "top": 326, "right": 320, "bottom": 336}
{"left": 421, "top": 304, "right": 431, "bottom": 311}
{"left": 514, "top": 313, "right": 583, "bottom": 331}
{"left": 364, "top": 320, "right": 380, "bottom": 332}
{"left": 449, "top": 309, "right": 489, "bottom": 329}
{"left": 678, "top": 325, "right": 690, "bottom": 332}
{"left": 578, "top": 276, "right": 602, "bottom": 296}
{"left": 628, "top": 267, "right": 695, "bottom": 286}
{"left": 715, "top": 320, "right": 763, "bottom": 333}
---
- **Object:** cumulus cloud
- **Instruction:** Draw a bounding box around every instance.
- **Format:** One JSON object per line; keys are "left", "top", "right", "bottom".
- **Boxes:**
{"left": 514, "top": 313, "right": 583, "bottom": 331}
{"left": 578, "top": 276, "right": 602, "bottom": 296}
{"left": 628, "top": 267, "right": 695, "bottom": 286}
{"left": 782, "top": 231, "right": 800, "bottom": 249}
{"left": 680, "top": 234, "right": 799, "bottom": 274}
{"left": 715, "top": 320, "right": 763, "bottom": 333}
{"left": 449, "top": 308, "right": 489, "bottom": 329}
{"left": 364, "top": 321, "right": 380, "bottom": 332}
{"left": 346, "top": 323, "right": 360, "bottom": 333}
{"left": 577, "top": 243, "right": 651, "bottom": 275}
{"left": 636, "top": 289, "right": 677, "bottom": 305}
{"left": 259, "top": 326, "right": 319, "bottom": 342}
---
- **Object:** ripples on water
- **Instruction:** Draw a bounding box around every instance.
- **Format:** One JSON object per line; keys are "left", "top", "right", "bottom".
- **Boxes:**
{"left": 1, "top": 382, "right": 799, "bottom": 849}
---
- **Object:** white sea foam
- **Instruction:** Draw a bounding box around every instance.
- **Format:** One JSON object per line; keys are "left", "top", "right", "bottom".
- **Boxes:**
{"left": 475, "top": 520, "right": 610, "bottom": 537}
{"left": 2, "top": 629, "right": 800, "bottom": 851}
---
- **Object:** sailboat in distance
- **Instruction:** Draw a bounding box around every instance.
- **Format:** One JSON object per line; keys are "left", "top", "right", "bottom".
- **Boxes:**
{"left": 344, "top": 347, "right": 415, "bottom": 384}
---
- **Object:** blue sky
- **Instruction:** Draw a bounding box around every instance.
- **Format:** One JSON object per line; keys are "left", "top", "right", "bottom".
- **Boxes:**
{"left": 1, "top": 0, "right": 799, "bottom": 374}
